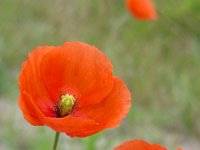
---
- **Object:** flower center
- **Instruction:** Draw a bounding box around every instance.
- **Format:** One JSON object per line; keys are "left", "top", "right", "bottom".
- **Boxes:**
{"left": 57, "top": 94, "right": 76, "bottom": 117}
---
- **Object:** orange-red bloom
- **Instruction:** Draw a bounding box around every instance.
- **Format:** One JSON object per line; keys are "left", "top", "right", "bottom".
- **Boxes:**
{"left": 115, "top": 140, "right": 167, "bottom": 150}
{"left": 18, "top": 42, "right": 131, "bottom": 138}
{"left": 114, "top": 140, "right": 182, "bottom": 150}
{"left": 126, "top": 0, "right": 157, "bottom": 20}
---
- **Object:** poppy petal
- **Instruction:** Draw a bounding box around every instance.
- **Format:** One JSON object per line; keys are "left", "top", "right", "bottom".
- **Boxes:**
{"left": 21, "top": 91, "right": 100, "bottom": 137}
{"left": 40, "top": 42, "right": 113, "bottom": 107}
{"left": 114, "top": 140, "right": 167, "bottom": 150}
{"left": 74, "top": 76, "right": 131, "bottom": 136}
{"left": 152, "top": 144, "right": 168, "bottom": 150}
{"left": 19, "top": 46, "right": 55, "bottom": 117}
{"left": 115, "top": 140, "right": 149, "bottom": 150}
{"left": 126, "top": 0, "right": 157, "bottom": 20}
{"left": 18, "top": 94, "right": 43, "bottom": 125}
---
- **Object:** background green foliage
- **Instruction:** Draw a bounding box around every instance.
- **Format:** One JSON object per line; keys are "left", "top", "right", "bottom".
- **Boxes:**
{"left": 0, "top": 0, "right": 199, "bottom": 149}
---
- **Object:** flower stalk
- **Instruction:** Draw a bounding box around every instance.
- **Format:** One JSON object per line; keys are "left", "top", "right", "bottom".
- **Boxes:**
{"left": 53, "top": 132, "right": 60, "bottom": 150}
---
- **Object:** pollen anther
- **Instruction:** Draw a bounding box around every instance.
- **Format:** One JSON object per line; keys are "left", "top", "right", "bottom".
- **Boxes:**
{"left": 59, "top": 94, "right": 76, "bottom": 117}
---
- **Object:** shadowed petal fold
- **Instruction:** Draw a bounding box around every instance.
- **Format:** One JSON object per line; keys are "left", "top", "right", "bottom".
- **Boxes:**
{"left": 22, "top": 92, "right": 98, "bottom": 136}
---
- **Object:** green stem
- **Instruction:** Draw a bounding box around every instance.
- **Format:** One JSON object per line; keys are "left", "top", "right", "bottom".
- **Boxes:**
{"left": 53, "top": 132, "right": 60, "bottom": 150}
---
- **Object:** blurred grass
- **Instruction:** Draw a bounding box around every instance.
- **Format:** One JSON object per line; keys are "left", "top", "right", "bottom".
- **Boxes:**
{"left": 0, "top": 0, "right": 200, "bottom": 150}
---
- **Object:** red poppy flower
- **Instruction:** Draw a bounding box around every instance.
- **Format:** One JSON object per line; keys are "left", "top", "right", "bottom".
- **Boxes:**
{"left": 114, "top": 140, "right": 167, "bottom": 150}
{"left": 114, "top": 139, "right": 182, "bottom": 150}
{"left": 126, "top": 0, "right": 157, "bottom": 20}
{"left": 18, "top": 42, "right": 131, "bottom": 138}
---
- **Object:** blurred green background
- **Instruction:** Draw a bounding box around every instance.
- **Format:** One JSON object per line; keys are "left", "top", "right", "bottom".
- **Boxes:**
{"left": 0, "top": 0, "right": 200, "bottom": 149}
